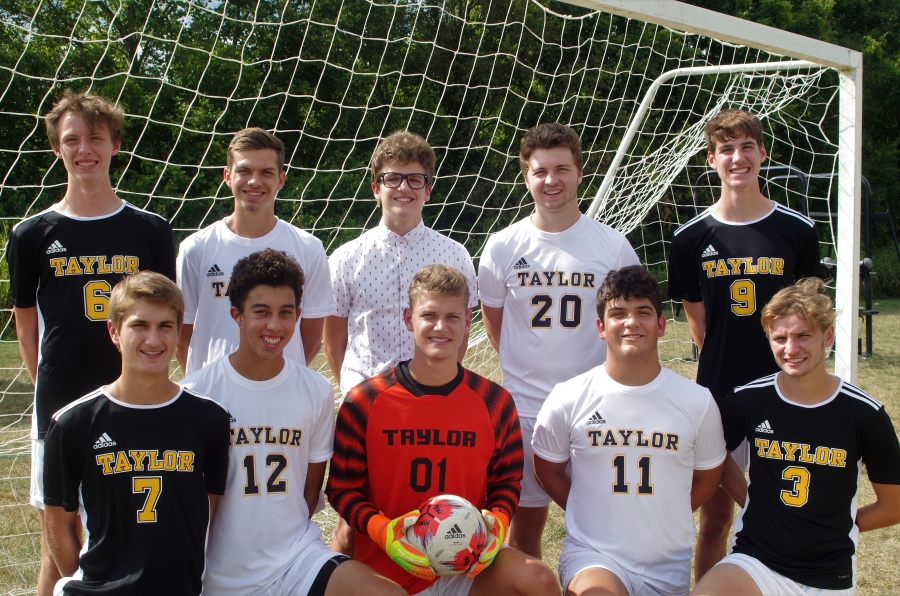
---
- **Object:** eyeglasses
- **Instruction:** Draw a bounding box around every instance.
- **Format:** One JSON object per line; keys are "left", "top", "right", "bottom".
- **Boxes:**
{"left": 377, "top": 172, "right": 429, "bottom": 190}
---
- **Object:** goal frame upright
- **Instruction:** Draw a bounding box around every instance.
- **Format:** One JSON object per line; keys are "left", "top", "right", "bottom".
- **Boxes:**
{"left": 565, "top": 0, "right": 864, "bottom": 382}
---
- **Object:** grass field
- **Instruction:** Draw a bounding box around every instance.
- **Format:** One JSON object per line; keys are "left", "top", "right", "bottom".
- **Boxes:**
{"left": 0, "top": 303, "right": 897, "bottom": 594}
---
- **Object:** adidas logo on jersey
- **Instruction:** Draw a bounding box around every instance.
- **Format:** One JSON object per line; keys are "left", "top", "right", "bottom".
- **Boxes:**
{"left": 206, "top": 264, "right": 225, "bottom": 277}
{"left": 93, "top": 433, "right": 116, "bottom": 449}
{"left": 513, "top": 257, "right": 530, "bottom": 270}
{"left": 755, "top": 420, "right": 774, "bottom": 434}
{"left": 444, "top": 524, "right": 465, "bottom": 539}
{"left": 45, "top": 240, "right": 66, "bottom": 254}
{"left": 585, "top": 411, "right": 607, "bottom": 425}
{"left": 700, "top": 244, "right": 718, "bottom": 258}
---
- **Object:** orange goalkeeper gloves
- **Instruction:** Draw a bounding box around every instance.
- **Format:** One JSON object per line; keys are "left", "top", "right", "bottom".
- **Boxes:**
{"left": 467, "top": 508, "right": 509, "bottom": 578}
{"left": 367, "top": 511, "right": 436, "bottom": 581}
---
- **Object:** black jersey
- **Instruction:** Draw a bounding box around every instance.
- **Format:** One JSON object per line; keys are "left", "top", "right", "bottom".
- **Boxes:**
{"left": 721, "top": 375, "right": 900, "bottom": 590}
{"left": 668, "top": 204, "right": 820, "bottom": 401}
{"left": 43, "top": 387, "right": 230, "bottom": 596}
{"left": 7, "top": 203, "right": 176, "bottom": 438}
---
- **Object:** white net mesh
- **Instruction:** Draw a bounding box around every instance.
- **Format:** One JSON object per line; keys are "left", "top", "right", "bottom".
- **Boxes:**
{"left": 0, "top": 0, "right": 841, "bottom": 590}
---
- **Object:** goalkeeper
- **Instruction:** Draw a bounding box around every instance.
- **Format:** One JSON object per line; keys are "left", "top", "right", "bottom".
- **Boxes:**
{"left": 326, "top": 264, "right": 558, "bottom": 596}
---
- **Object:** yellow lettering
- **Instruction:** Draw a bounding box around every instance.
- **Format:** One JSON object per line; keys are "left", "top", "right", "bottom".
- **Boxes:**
{"left": 97, "top": 256, "right": 112, "bottom": 274}
{"left": 114, "top": 451, "right": 133, "bottom": 473}
{"left": 65, "top": 257, "right": 82, "bottom": 275}
{"left": 96, "top": 453, "right": 115, "bottom": 475}
{"left": 758, "top": 257, "right": 771, "bottom": 273}
{"left": 147, "top": 450, "right": 165, "bottom": 470}
{"left": 782, "top": 442, "right": 800, "bottom": 461}
{"left": 815, "top": 446, "right": 831, "bottom": 465}
{"left": 702, "top": 261, "right": 715, "bottom": 277}
{"left": 727, "top": 258, "right": 744, "bottom": 274}
{"left": 112, "top": 255, "right": 126, "bottom": 273}
{"left": 126, "top": 256, "right": 140, "bottom": 274}
{"left": 79, "top": 256, "right": 98, "bottom": 274}
{"left": 798, "top": 444, "right": 814, "bottom": 463}
{"left": 771, "top": 258, "right": 784, "bottom": 275}
{"left": 765, "top": 440, "right": 783, "bottom": 460}
{"left": 755, "top": 438, "right": 770, "bottom": 457}
{"left": 163, "top": 450, "right": 178, "bottom": 470}
{"left": 49, "top": 258, "right": 66, "bottom": 276}
{"left": 715, "top": 260, "right": 729, "bottom": 277}
{"left": 830, "top": 449, "right": 847, "bottom": 468}
{"left": 129, "top": 450, "right": 148, "bottom": 471}
{"left": 177, "top": 451, "right": 195, "bottom": 471}
{"left": 743, "top": 257, "right": 757, "bottom": 274}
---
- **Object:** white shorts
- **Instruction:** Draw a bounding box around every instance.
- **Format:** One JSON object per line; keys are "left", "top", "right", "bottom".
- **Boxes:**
{"left": 558, "top": 543, "right": 686, "bottom": 596}
{"left": 732, "top": 438, "right": 749, "bottom": 472}
{"left": 262, "top": 539, "right": 342, "bottom": 596}
{"left": 719, "top": 553, "right": 855, "bottom": 596}
{"left": 30, "top": 439, "right": 44, "bottom": 509}
{"left": 416, "top": 573, "right": 475, "bottom": 596}
{"left": 519, "top": 416, "right": 551, "bottom": 508}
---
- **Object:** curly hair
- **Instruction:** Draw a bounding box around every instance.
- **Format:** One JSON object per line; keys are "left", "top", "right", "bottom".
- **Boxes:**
{"left": 761, "top": 277, "right": 835, "bottom": 336}
{"left": 370, "top": 130, "right": 436, "bottom": 183}
{"left": 519, "top": 122, "right": 583, "bottom": 175}
{"left": 596, "top": 265, "right": 663, "bottom": 320}
{"left": 229, "top": 249, "right": 305, "bottom": 311}
{"left": 45, "top": 89, "right": 124, "bottom": 150}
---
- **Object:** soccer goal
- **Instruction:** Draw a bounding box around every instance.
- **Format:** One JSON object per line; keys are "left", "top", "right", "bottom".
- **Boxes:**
{"left": 0, "top": 0, "right": 861, "bottom": 590}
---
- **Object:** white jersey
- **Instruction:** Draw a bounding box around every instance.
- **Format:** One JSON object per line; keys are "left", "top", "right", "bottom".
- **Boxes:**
{"left": 177, "top": 219, "right": 335, "bottom": 375}
{"left": 180, "top": 356, "right": 335, "bottom": 596}
{"left": 478, "top": 214, "right": 639, "bottom": 417}
{"left": 533, "top": 365, "right": 726, "bottom": 595}
{"left": 329, "top": 220, "right": 477, "bottom": 395}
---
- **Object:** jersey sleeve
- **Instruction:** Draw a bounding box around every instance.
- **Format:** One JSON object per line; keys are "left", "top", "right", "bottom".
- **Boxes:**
{"left": 6, "top": 224, "right": 39, "bottom": 308}
{"left": 861, "top": 407, "right": 900, "bottom": 485}
{"left": 325, "top": 385, "right": 379, "bottom": 533}
{"left": 532, "top": 387, "right": 572, "bottom": 464}
{"left": 795, "top": 221, "right": 822, "bottom": 280}
{"left": 718, "top": 391, "right": 746, "bottom": 453}
{"left": 694, "top": 392, "right": 727, "bottom": 470}
{"left": 477, "top": 236, "right": 507, "bottom": 308}
{"left": 484, "top": 384, "right": 523, "bottom": 519}
{"left": 299, "top": 238, "right": 337, "bottom": 318}
{"left": 452, "top": 243, "right": 479, "bottom": 309}
{"left": 329, "top": 248, "right": 352, "bottom": 319}
{"left": 148, "top": 217, "right": 177, "bottom": 281}
{"left": 614, "top": 236, "right": 641, "bottom": 269}
{"left": 203, "top": 405, "right": 231, "bottom": 495}
{"left": 43, "top": 417, "right": 84, "bottom": 512}
{"left": 307, "top": 382, "right": 336, "bottom": 463}
{"left": 668, "top": 231, "right": 701, "bottom": 302}
{"left": 177, "top": 237, "right": 202, "bottom": 325}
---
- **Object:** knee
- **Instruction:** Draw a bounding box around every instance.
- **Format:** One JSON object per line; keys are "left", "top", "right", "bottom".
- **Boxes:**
{"left": 515, "top": 559, "right": 560, "bottom": 596}
{"left": 698, "top": 511, "right": 734, "bottom": 538}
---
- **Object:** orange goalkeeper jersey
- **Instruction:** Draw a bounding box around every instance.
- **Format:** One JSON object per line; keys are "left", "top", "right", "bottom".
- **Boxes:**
{"left": 326, "top": 363, "right": 523, "bottom": 594}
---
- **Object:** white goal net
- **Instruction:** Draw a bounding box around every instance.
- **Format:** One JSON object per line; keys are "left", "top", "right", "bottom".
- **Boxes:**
{"left": 0, "top": 0, "right": 847, "bottom": 591}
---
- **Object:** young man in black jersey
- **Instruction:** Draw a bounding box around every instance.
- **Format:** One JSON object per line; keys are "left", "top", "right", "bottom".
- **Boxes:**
{"left": 667, "top": 109, "right": 821, "bottom": 578}
{"left": 6, "top": 90, "right": 176, "bottom": 595}
{"left": 43, "top": 272, "right": 230, "bottom": 596}
{"left": 692, "top": 278, "right": 900, "bottom": 596}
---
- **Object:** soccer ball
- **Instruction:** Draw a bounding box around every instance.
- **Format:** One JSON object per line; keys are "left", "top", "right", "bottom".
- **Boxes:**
{"left": 406, "top": 494, "right": 488, "bottom": 576}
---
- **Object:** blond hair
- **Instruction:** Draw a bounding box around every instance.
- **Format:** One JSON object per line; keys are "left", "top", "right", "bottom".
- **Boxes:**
{"left": 704, "top": 109, "right": 765, "bottom": 153}
{"left": 761, "top": 277, "right": 835, "bottom": 336}
{"left": 408, "top": 264, "right": 469, "bottom": 309}
{"left": 45, "top": 89, "right": 124, "bottom": 150}
{"left": 519, "top": 122, "right": 583, "bottom": 175}
{"left": 370, "top": 130, "right": 436, "bottom": 184}
{"left": 109, "top": 272, "right": 184, "bottom": 330}
{"left": 227, "top": 127, "right": 285, "bottom": 170}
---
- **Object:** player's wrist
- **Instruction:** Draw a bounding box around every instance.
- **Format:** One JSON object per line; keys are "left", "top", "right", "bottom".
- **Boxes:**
{"left": 366, "top": 513, "right": 391, "bottom": 544}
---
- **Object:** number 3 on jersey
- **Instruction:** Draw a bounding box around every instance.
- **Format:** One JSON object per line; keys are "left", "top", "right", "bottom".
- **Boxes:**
{"left": 730, "top": 279, "right": 756, "bottom": 316}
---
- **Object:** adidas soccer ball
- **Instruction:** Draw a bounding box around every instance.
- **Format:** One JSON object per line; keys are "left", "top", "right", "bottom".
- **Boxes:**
{"left": 406, "top": 494, "right": 488, "bottom": 576}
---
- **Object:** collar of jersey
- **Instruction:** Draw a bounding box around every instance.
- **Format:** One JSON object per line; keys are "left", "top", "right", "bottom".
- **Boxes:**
{"left": 216, "top": 217, "right": 284, "bottom": 245}
{"left": 377, "top": 219, "right": 426, "bottom": 246}
{"left": 773, "top": 372, "right": 842, "bottom": 409}
{"left": 100, "top": 386, "right": 184, "bottom": 409}
{"left": 706, "top": 203, "right": 777, "bottom": 227}
{"left": 223, "top": 354, "right": 293, "bottom": 389}
{"left": 599, "top": 363, "right": 667, "bottom": 394}
{"left": 526, "top": 212, "right": 585, "bottom": 240}
{"left": 50, "top": 200, "right": 127, "bottom": 222}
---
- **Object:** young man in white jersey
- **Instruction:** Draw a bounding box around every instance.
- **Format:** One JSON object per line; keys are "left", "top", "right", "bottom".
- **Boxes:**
{"left": 7, "top": 90, "right": 177, "bottom": 595}
{"left": 668, "top": 110, "right": 820, "bottom": 578}
{"left": 181, "top": 249, "right": 405, "bottom": 596}
{"left": 692, "top": 279, "right": 900, "bottom": 596}
{"left": 325, "top": 130, "right": 477, "bottom": 554}
{"left": 478, "top": 123, "right": 640, "bottom": 558}
{"left": 44, "top": 272, "right": 230, "bottom": 596}
{"left": 533, "top": 265, "right": 726, "bottom": 596}
{"left": 176, "top": 128, "right": 334, "bottom": 375}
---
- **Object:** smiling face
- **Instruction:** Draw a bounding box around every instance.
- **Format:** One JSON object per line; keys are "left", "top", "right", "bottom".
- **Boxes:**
{"left": 224, "top": 148, "right": 286, "bottom": 215}
{"left": 768, "top": 314, "right": 833, "bottom": 379}
{"left": 231, "top": 285, "right": 299, "bottom": 363}
{"left": 108, "top": 300, "right": 179, "bottom": 376}
{"left": 53, "top": 111, "right": 120, "bottom": 186}
{"left": 597, "top": 296, "right": 665, "bottom": 361}
{"left": 404, "top": 291, "right": 471, "bottom": 363}
{"left": 707, "top": 134, "right": 766, "bottom": 192}
{"left": 524, "top": 146, "right": 583, "bottom": 217}
{"left": 373, "top": 160, "right": 431, "bottom": 233}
